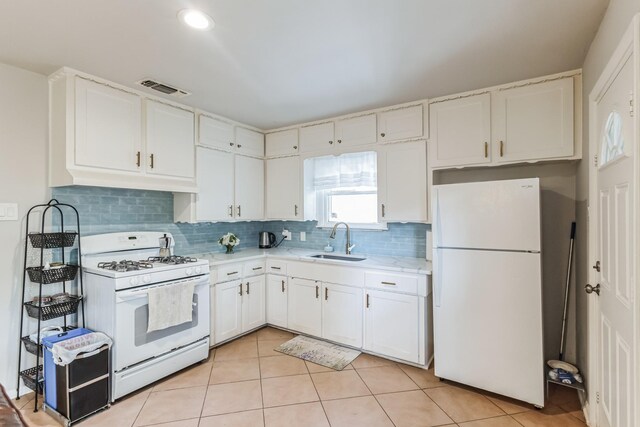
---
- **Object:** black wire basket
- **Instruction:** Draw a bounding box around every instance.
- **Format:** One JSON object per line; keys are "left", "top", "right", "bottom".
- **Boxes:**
{"left": 26, "top": 264, "right": 78, "bottom": 284}
{"left": 21, "top": 326, "right": 77, "bottom": 356}
{"left": 20, "top": 366, "right": 44, "bottom": 394}
{"left": 24, "top": 296, "right": 83, "bottom": 321}
{"left": 28, "top": 232, "right": 77, "bottom": 249}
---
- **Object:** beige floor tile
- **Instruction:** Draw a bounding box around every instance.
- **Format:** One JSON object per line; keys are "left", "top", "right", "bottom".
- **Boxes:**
{"left": 351, "top": 353, "right": 396, "bottom": 369}
{"left": 80, "top": 390, "right": 150, "bottom": 427}
{"left": 425, "top": 385, "right": 505, "bottom": 423}
{"left": 201, "top": 380, "right": 262, "bottom": 417}
{"left": 262, "top": 374, "right": 319, "bottom": 407}
{"left": 513, "top": 408, "right": 588, "bottom": 426}
{"left": 264, "top": 402, "right": 330, "bottom": 427}
{"left": 199, "top": 409, "right": 264, "bottom": 427}
{"left": 214, "top": 338, "right": 258, "bottom": 361}
{"left": 376, "top": 390, "right": 453, "bottom": 427}
{"left": 237, "top": 331, "right": 259, "bottom": 341}
{"left": 398, "top": 365, "right": 446, "bottom": 389}
{"left": 357, "top": 365, "right": 419, "bottom": 394}
{"left": 209, "top": 358, "right": 260, "bottom": 384}
{"left": 19, "top": 407, "right": 59, "bottom": 427}
{"left": 305, "top": 360, "right": 353, "bottom": 373}
{"left": 258, "top": 338, "right": 290, "bottom": 357}
{"left": 153, "top": 362, "right": 213, "bottom": 391}
{"left": 12, "top": 392, "right": 35, "bottom": 410}
{"left": 134, "top": 386, "right": 206, "bottom": 426}
{"left": 483, "top": 392, "right": 532, "bottom": 414}
{"left": 143, "top": 419, "right": 199, "bottom": 427}
{"left": 322, "top": 395, "right": 394, "bottom": 427}
{"left": 260, "top": 355, "right": 308, "bottom": 378}
{"left": 459, "top": 415, "right": 522, "bottom": 426}
{"left": 257, "top": 327, "right": 295, "bottom": 341}
{"left": 206, "top": 348, "right": 216, "bottom": 363}
{"left": 311, "top": 370, "right": 371, "bottom": 400}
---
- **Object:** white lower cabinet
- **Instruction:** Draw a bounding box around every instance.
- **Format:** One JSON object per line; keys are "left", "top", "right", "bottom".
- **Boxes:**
{"left": 364, "top": 290, "right": 421, "bottom": 363}
{"left": 242, "top": 275, "right": 266, "bottom": 331}
{"left": 287, "top": 278, "right": 322, "bottom": 336}
{"left": 213, "top": 279, "right": 243, "bottom": 343}
{"left": 266, "top": 274, "right": 288, "bottom": 328}
{"left": 322, "top": 283, "right": 363, "bottom": 348}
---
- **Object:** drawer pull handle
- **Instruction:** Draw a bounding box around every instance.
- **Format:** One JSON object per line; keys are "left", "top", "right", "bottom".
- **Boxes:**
{"left": 246, "top": 282, "right": 250, "bottom": 294}
{"left": 239, "top": 283, "right": 243, "bottom": 296}
{"left": 252, "top": 267, "right": 263, "bottom": 271}
{"left": 271, "top": 266, "right": 281, "bottom": 270}
{"left": 281, "top": 280, "right": 285, "bottom": 292}
{"left": 227, "top": 271, "right": 239, "bottom": 276}
{"left": 315, "top": 285, "right": 319, "bottom": 299}
{"left": 325, "top": 287, "right": 328, "bottom": 301}
{"left": 366, "top": 293, "right": 370, "bottom": 308}
{"left": 381, "top": 281, "right": 396, "bottom": 286}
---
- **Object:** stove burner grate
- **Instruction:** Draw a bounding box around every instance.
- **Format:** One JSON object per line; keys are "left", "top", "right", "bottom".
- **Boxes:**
{"left": 97, "top": 260, "right": 154, "bottom": 272}
{"left": 147, "top": 256, "right": 198, "bottom": 265}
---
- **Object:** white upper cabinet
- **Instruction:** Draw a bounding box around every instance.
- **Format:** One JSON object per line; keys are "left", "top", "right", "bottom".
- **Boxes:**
{"left": 199, "top": 115, "right": 234, "bottom": 151}
{"left": 235, "top": 155, "right": 264, "bottom": 220}
{"left": 492, "top": 78, "right": 574, "bottom": 163}
{"left": 195, "top": 148, "right": 235, "bottom": 221}
{"left": 299, "top": 122, "right": 335, "bottom": 153}
{"left": 265, "top": 156, "right": 300, "bottom": 220}
{"left": 429, "top": 93, "right": 491, "bottom": 168}
{"left": 145, "top": 100, "right": 195, "bottom": 179}
{"left": 235, "top": 127, "right": 264, "bottom": 158}
{"left": 334, "top": 114, "right": 377, "bottom": 148}
{"left": 75, "top": 77, "right": 142, "bottom": 173}
{"left": 377, "top": 105, "right": 423, "bottom": 142}
{"left": 378, "top": 141, "right": 427, "bottom": 222}
{"left": 265, "top": 129, "right": 299, "bottom": 157}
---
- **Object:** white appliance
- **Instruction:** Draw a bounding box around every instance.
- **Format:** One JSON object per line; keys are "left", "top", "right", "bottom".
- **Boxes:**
{"left": 432, "top": 178, "right": 544, "bottom": 407}
{"left": 81, "top": 232, "right": 210, "bottom": 401}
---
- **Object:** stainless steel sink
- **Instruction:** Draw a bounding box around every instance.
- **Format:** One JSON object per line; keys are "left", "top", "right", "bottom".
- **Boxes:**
{"left": 309, "top": 254, "right": 366, "bottom": 262}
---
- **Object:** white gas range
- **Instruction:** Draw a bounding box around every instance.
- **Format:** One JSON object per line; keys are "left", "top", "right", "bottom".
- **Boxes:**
{"left": 81, "top": 232, "right": 210, "bottom": 401}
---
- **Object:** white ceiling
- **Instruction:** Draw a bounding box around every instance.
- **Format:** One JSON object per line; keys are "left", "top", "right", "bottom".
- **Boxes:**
{"left": 0, "top": 0, "right": 608, "bottom": 129}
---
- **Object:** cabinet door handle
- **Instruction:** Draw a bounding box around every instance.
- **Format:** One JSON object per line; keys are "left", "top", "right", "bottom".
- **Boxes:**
{"left": 315, "top": 285, "right": 319, "bottom": 299}
{"left": 228, "top": 205, "right": 233, "bottom": 217}
{"left": 337, "top": 139, "right": 342, "bottom": 144}
{"left": 237, "top": 205, "right": 241, "bottom": 217}
{"left": 381, "top": 203, "right": 386, "bottom": 218}
{"left": 293, "top": 145, "right": 298, "bottom": 150}
{"left": 294, "top": 205, "right": 298, "bottom": 216}
{"left": 484, "top": 142, "right": 488, "bottom": 158}
{"left": 229, "top": 142, "right": 235, "bottom": 147}
{"left": 136, "top": 151, "right": 141, "bottom": 167}
{"left": 380, "top": 132, "right": 386, "bottom": 138}
{"left": 150, "top": 153, "right": 154, "bottom": 169}
{"left": 329, "top": 140, "right": 334, "bottom": 145}
{"left": 325, "top": 287, "right": 328, "bottom": 300}
{"left": 237, "top": 144, "right": 242, "bottom": 148}
{"left": 281, "top": 280, "right": 285, "bottom": 292}
{"left": 239, "top": 283, "right": 243, "bottom": 296}
{"left": 499, "top": 140, "right": 504, "bottom": 157}
{"left": 381, "top": 281, "right": 396, "bottom": 286}
{"left": 246, "top": 282, "right": 250, "bottom": 294}
{"left": 366, "top": 293, "right": 370, "bottom": 308}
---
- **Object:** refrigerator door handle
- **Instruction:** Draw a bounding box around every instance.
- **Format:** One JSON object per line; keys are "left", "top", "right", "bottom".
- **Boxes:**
{"left": 432, "top": 188, "right": 440, "bottom": 248}
{"left": 434, "top": 250, "right": 442, "bottom": 307}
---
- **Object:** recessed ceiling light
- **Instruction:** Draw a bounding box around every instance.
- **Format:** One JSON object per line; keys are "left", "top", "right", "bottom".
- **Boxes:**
{"left": 178, "top": 9, "right": 215, "bottom": 31}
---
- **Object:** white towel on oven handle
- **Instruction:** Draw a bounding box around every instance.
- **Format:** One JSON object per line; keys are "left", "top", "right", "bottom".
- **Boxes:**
{"left": 147, "top": 281, "right": 196, "bottom": 333}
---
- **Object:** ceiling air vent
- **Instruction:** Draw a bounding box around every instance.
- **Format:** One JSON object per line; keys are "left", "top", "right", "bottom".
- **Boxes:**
{"left": 137, "top": 79, "right": 191, "bottom": 98}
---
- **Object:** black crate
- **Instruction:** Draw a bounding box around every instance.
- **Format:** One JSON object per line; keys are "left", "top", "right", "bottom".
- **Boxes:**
{"left": 20, "top": 366, "right": 44, "bottom": 394}
{"left": 28, "top": 232, "right": 77, "bottom": 249}
{"left": 21, "top": 326, "right": 77, "bottom": 356}
{"left": 27, "top": 265, "right": 78, "bottom": 284}
{"left": 24, "top": 296, "right": 83, "bottom": 321}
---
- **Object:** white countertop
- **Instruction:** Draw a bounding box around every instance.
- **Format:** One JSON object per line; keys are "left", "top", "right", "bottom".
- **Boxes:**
{"left": 190, "top": 247, "right": 432, "bottom": 275}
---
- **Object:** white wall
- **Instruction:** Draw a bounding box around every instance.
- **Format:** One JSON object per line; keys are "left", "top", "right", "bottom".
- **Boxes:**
{"left": 575, "top": 0, "right": 640, "bottom": 408}
{"left": 0, "top": 63, "right": 49, "bottom": 397}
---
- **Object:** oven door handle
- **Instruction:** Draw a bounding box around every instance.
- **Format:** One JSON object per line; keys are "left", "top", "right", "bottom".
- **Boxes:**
{"left": 116, "top": 275, "right": 209, "bottom": 302}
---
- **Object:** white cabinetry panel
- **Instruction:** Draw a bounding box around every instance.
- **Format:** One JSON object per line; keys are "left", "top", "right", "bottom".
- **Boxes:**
{"left": 266, "top": 275, "right": 288, "bottom": 328}
{"left": 199, "top": 115, "right": 234, "bottom": 151}
{"left": 335, "top": 114, "right": 377, "bottom": 148}
{"left": 214, "top": 279, "right": 243, "bottom": 343}
{"left": 322, "top": 283, "right": 363, "bottom": 347}
{"left": 299, "top": 122, "right": 334, "bottom": 153}
{"left": 266, "top": 129, "right": 299, "bottom": 157}
{"left": 235, "top": 127, "right": 264, "bottom": 157}
{"left": 288, "top": 278, "right": 322, "bottom": 336}
{"left": 377, "top": 105, "right": 423, "bottom": 142}
{"left": 235, "top": 155, "right": 264, "bottom": 220}
{"left": 196, "top": 148, "right": 235, "bottom": 221}
{"left": 242, "top": 275, "right": 266, "bottom": 332}
{"left": 266, "top": 156, "right": 300, "bottom": 220}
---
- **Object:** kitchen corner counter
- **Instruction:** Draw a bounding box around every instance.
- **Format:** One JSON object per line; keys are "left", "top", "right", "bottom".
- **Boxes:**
{"left": 190, "top": 247, "right": 432, "bottom": 275}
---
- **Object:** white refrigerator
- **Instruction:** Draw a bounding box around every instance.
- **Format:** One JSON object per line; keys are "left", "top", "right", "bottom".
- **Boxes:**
{"left": 432, "top": 178, "right": 544, "bottom": 407}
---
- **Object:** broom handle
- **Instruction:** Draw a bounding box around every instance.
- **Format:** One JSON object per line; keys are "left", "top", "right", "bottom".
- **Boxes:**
{"left": 559, "top": 222, "right": 576, "bottom": 361}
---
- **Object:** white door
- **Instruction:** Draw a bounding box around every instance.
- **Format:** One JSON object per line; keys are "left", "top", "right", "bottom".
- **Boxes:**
{"left": 266, "top": 275, "right": 288, "bottom": 328}
{"left": 235, "top": 127, "right": 264, "bottom": 157}
{"left": 322, "top": 283, "right": 363, "bottom": 347}
{"left": 287, "top": 278, "right": 322, "bottom": 336}
{"left": 199, "top": 115, "right": 234, "bottom": 151}
{"left": 145, "top": 100, "right": 195, "bottom": 178}
{"left": 242, "top": 275, "right": 266, "bottom": 332}
{"left": 493, "top": 78, "right": 574, "bottom": 163}
{"left": 335, "top": 114, "right": 377, "bottom": 148}
{"left": 75, "top": 77, "right": 142, "bottom": 172}
{"left": 214, "top": 280, "right": 243, "bottom": 343}
{"left": 378, "top": 141, "right": 427, "bottom": 222}
{"left": 592, "top": 50, "right": 636, "bottom": 427}
{"left": 234, "top": 155, "right": 264, "bottom": 220}
{"left": 266, "top": 156, "right": 300, "bottom": 220}
{"left": 429, "top": 93, "right": 491, "bottom": 167}
{"left": 377, "top": 105, "right": 423, "bottom": 142}
{"left": 299, "top": 122, "right": 334, "bottom": 153}
{"left": 266, "top": 129, "right": 299, "bottom": 157}
{"left": 197, "top": 148, "right": 235, "bottom": 221}
{"left": 364, "top": 290, "right": 420, "bottom": 364}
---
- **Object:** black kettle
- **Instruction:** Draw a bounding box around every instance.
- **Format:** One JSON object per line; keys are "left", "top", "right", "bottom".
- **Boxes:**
{"left": 259, "top": 231, "right": 277, "bottom": 248}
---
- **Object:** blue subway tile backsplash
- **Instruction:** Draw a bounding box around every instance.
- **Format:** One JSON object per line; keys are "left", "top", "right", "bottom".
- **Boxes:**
{"left": 52, "top": 186, "right": 429, "bottom": 258}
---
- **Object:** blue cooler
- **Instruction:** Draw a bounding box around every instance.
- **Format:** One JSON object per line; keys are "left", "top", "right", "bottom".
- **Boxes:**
{"left": 42, "top": 328, "right": 110, "bottom": 423}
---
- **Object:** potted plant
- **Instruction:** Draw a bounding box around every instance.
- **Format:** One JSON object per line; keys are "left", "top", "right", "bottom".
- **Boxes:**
{"left": 218, "top": 232, "right": 240, "bottom": 254}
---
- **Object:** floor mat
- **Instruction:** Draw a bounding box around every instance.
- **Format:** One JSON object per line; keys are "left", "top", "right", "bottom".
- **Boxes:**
{"left": 275, "top": 335, "right": 361, "bottom": 370}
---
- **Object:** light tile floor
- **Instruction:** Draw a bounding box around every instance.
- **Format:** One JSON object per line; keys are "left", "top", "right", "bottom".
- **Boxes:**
{"left": 13, "top": 327, "right": 587, "bottom": 427}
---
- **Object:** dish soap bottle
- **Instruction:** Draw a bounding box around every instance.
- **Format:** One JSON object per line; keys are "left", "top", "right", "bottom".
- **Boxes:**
{"left": 324, "top": 242, "right": 334, "bottom": 253}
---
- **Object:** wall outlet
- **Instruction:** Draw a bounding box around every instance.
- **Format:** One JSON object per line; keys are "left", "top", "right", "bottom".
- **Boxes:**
{"left": 300, "top": 231, "right": 306, "bottom": 241}
{"left": 282, "top": 229, "right": 292, "bottom": 240}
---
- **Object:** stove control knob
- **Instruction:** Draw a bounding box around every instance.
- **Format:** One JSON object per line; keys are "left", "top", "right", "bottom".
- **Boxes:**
{"left": 185, "top": 267, "right": 193, "bottom": 275}
{"left": 143, "top": 275, "right": 152, "bottom": 284}
{"left": 129, "top": 277, "right": 139, "bottom": 286}
{"left": 195, "top": 266, "right": 202, "bottom": 274}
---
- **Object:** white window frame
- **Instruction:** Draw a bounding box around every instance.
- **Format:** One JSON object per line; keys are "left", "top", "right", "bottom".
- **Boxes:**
{"left": 315, "top": 187, "right": 387, "bottom": 230}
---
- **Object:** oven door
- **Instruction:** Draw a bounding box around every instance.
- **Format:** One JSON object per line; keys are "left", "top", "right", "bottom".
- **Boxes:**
{"left": 113, "top": 275, "right": 210, "bottom": 371}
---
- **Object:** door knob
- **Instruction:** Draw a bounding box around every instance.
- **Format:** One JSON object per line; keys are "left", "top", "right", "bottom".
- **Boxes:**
{"left": 593, "top": 261, "right": 601, "bottom": 272}
{"left": 585, "top": 284, "right": 600, "bottom": 295}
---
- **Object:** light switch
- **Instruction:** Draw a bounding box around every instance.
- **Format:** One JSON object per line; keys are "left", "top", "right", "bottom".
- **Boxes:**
{"left": 0, "top": 203, "right": 18, "bottom": 221}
